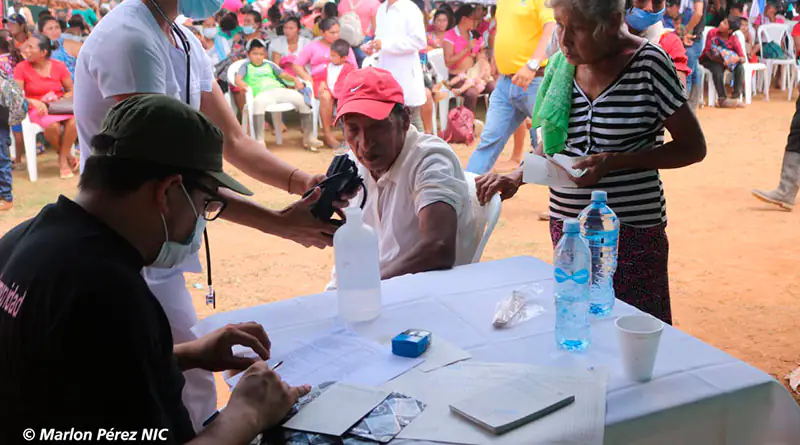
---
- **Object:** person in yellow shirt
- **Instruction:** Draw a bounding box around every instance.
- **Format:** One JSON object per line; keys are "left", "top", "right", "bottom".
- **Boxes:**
{"left": 465, "top": 0, "right": 556, "bottom": 175}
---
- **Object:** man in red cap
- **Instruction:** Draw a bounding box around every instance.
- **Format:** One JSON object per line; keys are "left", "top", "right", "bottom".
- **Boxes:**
{"left": 335, "top": 67, "right": 477, "bottom": 279}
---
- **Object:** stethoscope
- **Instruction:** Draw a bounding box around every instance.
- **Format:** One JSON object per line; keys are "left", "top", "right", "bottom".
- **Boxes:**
{"left": 147, "top": 0, "right": 192, "bottom": 105}
{"left": 148, "top": 0, "right": 218, "bottom": 309}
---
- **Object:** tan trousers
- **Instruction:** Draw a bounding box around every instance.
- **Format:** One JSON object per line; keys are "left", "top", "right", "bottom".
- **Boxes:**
{"left": 252, "top": 88, "right": 312, "bottom": 115}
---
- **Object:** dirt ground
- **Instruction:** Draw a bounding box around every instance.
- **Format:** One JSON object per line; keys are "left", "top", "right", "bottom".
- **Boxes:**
{"left": 1, "top": 97, "right": 798, "bottom": 407}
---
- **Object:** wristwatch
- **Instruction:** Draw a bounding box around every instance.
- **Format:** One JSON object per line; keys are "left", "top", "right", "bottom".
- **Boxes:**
{"left": 526, "top": 59, "right": 541, "bottom": 71}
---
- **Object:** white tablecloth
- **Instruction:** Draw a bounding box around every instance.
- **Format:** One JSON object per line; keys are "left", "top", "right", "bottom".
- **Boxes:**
{"left": 194, "top": 256, "right": 800, "bottom": 445}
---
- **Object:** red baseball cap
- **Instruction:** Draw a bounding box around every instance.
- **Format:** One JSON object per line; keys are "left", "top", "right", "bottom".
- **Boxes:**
{"left": 334, "top": 67, "right": 405, "bottom": 124}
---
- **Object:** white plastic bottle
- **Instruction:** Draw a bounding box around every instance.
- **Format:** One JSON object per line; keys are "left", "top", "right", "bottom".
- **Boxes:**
{"left": 334, "top": 207, "right": 382, "bottom": 322}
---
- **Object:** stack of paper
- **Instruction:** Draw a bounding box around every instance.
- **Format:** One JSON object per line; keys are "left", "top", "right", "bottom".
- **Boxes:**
{"left": 381, "top": 362, "right": 608, "bottom": 445}
{"left": 226, "top": 328, "right": 423, "bottom": 389}
{"left": 522, "top": 153, "right": 586, "bottom": 187}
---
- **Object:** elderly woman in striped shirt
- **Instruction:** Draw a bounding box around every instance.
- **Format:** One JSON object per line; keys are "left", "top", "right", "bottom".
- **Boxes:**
{"left": 475, "top": 0, "right": 706, "bottom": 324}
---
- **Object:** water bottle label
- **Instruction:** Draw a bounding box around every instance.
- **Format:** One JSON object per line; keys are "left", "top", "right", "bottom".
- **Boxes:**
{"left": 554, "top": 268, "right": 590, "bottom": 284}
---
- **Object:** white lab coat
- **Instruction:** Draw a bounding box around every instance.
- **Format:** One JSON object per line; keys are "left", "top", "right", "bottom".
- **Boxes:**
{"left": 375, "top": 0, "right": 427, "bottom": 107}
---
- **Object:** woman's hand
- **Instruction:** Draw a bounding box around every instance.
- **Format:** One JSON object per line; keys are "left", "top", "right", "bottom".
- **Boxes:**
{"left": 29, "top": 99, "right": 48, "bottom": 116}
{"left": 475, "top": 171, "right": 523, "bottom": 206}
{"left": 570, "top": 153, "right": 617, "bottom": 187}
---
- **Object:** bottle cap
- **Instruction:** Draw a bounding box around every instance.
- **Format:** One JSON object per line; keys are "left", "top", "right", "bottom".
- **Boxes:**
{"left": 343, "top": 207, "right": 362, "bottom": 218}
{"left": 591, "top": 190, "right": 607, "bottom": 202}
{"left": 563, "top": 218, "right": 580, "bottom": 233}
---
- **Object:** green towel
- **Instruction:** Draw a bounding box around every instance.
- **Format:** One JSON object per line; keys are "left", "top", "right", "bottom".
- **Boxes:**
{"left": 531, "top": 52, "right": 576, "bottom": 156}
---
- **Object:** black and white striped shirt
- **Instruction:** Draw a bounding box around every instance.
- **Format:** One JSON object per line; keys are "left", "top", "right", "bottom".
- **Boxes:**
{"left": 550, "top": 42, "right": 687, "bottom": 228}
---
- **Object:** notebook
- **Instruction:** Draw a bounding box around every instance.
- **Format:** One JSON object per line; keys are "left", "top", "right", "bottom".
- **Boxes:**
{"left": 449, "top": 376, "right": 575, "bottom": 435}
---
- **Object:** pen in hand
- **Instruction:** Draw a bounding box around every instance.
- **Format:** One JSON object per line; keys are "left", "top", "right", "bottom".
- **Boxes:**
{"left": 202, "top": 360, "right": 286, "bottom": 428}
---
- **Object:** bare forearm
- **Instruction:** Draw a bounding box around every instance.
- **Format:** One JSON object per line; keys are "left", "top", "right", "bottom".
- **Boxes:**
{"left": 445, "top": 47, "right": 470, "bottom": 68}
{"left": 381, "top": 240, "right": 455, "bottom": 280}
{"left": 224, "top": 133, "right": 312, "bottom": 195}
{"left": 218, "top": 189, "right": 297, "bottom": 237}
{"left": 188, "top": 408, "right": 260, "bottom": 445}
{"left": 531, "top": 22, "right": 556, "bottom": 62}
{"left": 173, "top": 342, "right": 201, "bottom": 372}
{"left": 609, "top": 141, "right": 705, "bottom": 171}
{"left": 293, "top": 65, "right": 312, "bottom": 83}
{"left": 686, "top": 2, "right": 704, "bottom": 33}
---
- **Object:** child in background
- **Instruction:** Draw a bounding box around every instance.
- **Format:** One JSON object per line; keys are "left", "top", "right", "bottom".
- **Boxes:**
{"left": 446, "top": 44, "right": 493, "bottom": 95}
{"left": 0, "top": 65, "right": 27, "bottom": 210}
{"left": 327, "top": 39, "right": 356, "bottom": 100}
{"left": 235, "top": 39, "right": 323, "bottom": 150}
{"left": 0, "top": 34, "right": 24, "bottom": 169}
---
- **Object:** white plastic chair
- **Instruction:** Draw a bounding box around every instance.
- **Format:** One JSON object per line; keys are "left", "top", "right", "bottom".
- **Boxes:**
{"left": 362, "top": 54, "right": 379, "bottom": 68}
{"left": 757, "top": 23, "right": 796, "bottom": 101}
{"left": 734, "top": 30, "right": 767, "bottom": 104}
{"left": 428, "top": 48, "right": 461, "bottom": 133}
{"left": 227, "top": 59, "right": 255, "bottom": 136}
{"left": 8, "top": 116, "right": 42, "bottom": 182}
{"left": 699, "top": 27, "right": 717, "bottom": 106}
{"left": 228, "top": 59, "right": 309, "bottom": 145}
{"left": 464, "top": 172, "right": 502, "bottom": 263}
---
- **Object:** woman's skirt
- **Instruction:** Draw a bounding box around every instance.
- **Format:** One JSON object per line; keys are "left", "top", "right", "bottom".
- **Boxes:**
{"left": 550, "top": 218, "right": 672, "bottom": 324}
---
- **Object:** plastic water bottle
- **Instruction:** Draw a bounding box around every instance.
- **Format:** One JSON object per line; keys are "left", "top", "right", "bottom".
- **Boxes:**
{"left": 334, "top": 207, "right": 382, "bottom": 322}
{"left": 554, "top": 219, "right": 592, "bottom": 351}
{"left": 579, "top": 190, "right": 620, "bottom": 317}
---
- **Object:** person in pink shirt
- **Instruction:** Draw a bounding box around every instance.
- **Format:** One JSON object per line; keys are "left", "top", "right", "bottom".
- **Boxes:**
{"left": 339, "top": 0, "right": 380, "bottom": 66}
{"left": 753, "top": 2, "right": 785, "bottom": 28}
{"left": 338, "top": 0, "right": 379, "bottom": 37}
{"left": 443, "top": 4, "right": 494, "bottom": 111}
{"left": 427, "top": 8, "right": 452, "bottom": 50}
{"left": 293, "top": 17, "right": 357, "bottom": 148}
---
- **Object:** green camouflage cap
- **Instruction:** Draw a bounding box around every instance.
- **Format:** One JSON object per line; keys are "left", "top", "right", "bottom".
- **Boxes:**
{"left": 96, "top": 94, "right": 253, "bottom": 196}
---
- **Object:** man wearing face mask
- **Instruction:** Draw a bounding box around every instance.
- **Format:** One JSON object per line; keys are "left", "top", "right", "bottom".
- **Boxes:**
{"left": 0, "top": 95, "right": 311, "bottom": 444}
{"left": 75, "top": 0, "right": 343, "bottom": 429}
{"left": 626, "top": 0, "right": 691, "bottom": 87}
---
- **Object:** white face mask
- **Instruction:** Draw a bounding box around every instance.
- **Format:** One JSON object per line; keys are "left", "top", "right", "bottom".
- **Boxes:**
{"left": 202, "top": 26, "right": 218, "bottom": 39}
{"left": 63, "top": 33, "right": 84, "bottom": 43}
{"left": 150, "top": 184, "right": 207, "bottom": 269}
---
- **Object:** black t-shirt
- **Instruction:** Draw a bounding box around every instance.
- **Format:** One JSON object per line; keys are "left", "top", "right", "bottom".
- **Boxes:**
{"left": 693, "top": 0, "right": 707, "bottom": 39}
{"left": 0, "top": 196, "right": 195, "bottom": 444}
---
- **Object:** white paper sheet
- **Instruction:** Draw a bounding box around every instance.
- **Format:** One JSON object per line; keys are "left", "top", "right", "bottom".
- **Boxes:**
{"left": 523, "top": 153, "right": 584, "bottom": 188}
{"left": 226, "top": 328, "right": 422, "bottom": 389}
{"left": 382, "top": 362, "right": 608, "bottom": 445}
{"left": 416, "top": 337, "right": 472, "bottom": 373}
{"left": 282, "top": 383, "right": 389, "bottom": 436}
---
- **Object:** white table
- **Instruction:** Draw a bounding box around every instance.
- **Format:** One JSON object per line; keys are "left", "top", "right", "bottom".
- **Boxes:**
{"left": 194, "top": 257, "right": 800, "bottom": 445}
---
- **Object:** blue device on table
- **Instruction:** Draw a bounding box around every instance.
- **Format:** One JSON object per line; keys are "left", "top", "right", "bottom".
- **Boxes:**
{"left": 392, "top": 329, "right": 432, "bottom": 358}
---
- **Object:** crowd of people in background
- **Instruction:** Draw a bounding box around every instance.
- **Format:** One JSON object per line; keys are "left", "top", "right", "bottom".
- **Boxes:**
{"left": 0, "top": 0, "right": 795, "bottom": 211}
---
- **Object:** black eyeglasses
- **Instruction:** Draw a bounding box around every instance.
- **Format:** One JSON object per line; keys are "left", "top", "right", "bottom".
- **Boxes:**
{"left": 185, "top": 180, "right": 228, "bottom": 221}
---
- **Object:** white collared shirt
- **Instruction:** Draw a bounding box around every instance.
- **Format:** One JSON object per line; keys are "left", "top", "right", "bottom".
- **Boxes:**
{"left": 355, "top": 127, "right": 477, "bottom": 274}
{"left": 375, "top": 0, "right": 427, "bottom": 107}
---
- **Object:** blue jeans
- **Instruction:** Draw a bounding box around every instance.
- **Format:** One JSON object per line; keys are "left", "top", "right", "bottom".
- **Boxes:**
{"left": 685, "top": 38, "right": 703, "bottom": 95}
{"left": 352, "top": 36, "right": 373, "bottom": 68}
{"left": 466, "top": 75, "right": 543, "bottom": 174}
{"left": 0, "top": 129, "right": 12, "bottom": 202}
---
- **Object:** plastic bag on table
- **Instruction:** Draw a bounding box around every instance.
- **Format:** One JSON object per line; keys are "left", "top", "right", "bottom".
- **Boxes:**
{"left": 492, "top": 283, "right": 545, "bottom": 329}
{"left": 254, "top": 381, "right": 426, "bottom": 444}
